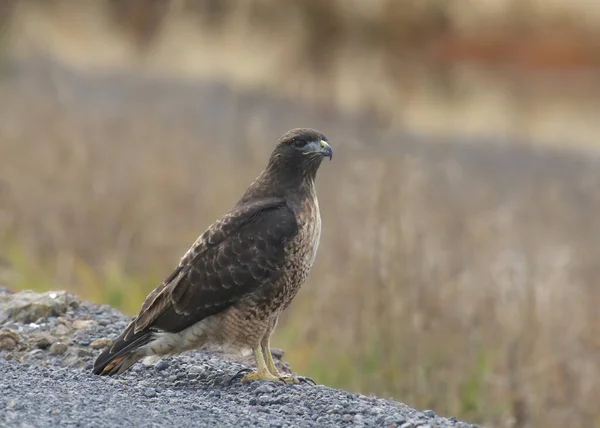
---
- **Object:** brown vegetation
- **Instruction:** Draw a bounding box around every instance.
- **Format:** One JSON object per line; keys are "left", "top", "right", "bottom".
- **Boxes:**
{"left": 5, "top": 0, "right": 600, "bottom": 70}
{"left": 1, "top": 2, "right": 600, "bottom": 427}
{"left": 1, "top": 58, "right": 599, "bottom": 428}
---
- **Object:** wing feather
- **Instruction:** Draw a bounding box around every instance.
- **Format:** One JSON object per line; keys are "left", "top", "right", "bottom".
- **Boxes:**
{"left": 132, "top": 197, "right": 297, "bottom": 334}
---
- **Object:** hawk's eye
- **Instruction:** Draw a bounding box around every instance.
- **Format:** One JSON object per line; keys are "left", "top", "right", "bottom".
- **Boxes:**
{"left": 292, "top": 139, "right": 307, "bottom": 148}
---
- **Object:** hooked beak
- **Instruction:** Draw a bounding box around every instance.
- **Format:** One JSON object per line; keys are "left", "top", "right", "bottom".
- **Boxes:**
{"left": 319, "top": 140, "right": 333, "bottom": 160}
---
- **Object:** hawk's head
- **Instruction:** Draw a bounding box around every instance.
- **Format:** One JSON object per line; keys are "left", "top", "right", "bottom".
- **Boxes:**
{"left": 275, "top": 128, "right": 332, "bottom": 161}
{"left": 265, "top": 128, "right": 332, "bottom": 182}
{"left": 241, "top": 128, "right": 332, "bottom": 200}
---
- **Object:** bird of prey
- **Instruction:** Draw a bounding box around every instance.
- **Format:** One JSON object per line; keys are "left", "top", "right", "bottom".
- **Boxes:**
{"left": 92, "top": 128, "right": 332, "bottom": 384}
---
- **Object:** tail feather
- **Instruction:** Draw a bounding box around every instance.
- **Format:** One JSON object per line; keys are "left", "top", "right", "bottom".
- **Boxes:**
{"left": 93, "top": 326, "right": 155, "bottom": 376}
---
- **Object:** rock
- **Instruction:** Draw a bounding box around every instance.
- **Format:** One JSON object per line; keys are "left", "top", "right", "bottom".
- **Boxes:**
{"left": 63, "top": 346, "right": 92, "bottom": 366}
{"left": 34, "top": 335, "right": 55, "bottom": 350}
{"left": 56, "top": 317, "right": 69, "bottom": 325}
{"left": 384, "top": 414, "right": 407, "bottom": 426}
{"left": 270, "top": 348, "right": 285, "bottom": 360}
{"left": 188, "top": 365, "right": 204, "bottom": 375}
{"left": 74, "top": 332, "right": 91, "bottom": 346}
{"left": 0, "top": 329, "right": 21, "bottom": 351}
{"left": 258, "top": 394, "right": 271, "bottom": 405}
{"left": 24, "top": 349, "right": 44, "bottom": 361}
{"left": 52, "top": 324, "right": 70, "bottom": 336}
{"left": 72, "top": 320, "right": 97, "bottom": 330}
{"left": 144, "top": 388, "right": 157, "bottom": 398}
{"left": 0, "top": 290, "right": 72, "bottom": 324}
{"left": 0, "top": 288, "right": 478, "bottom": 428}
{"left": 254, "top": 383, "right": 276, "bottom": 394}
{"left": 342, "top": 414, "right": 354, "bottom": 422}
{"left": 49, "top": 342, "right": 68, "bottom": 355}
{"left": 370, "top": 406, "right": 384, "bottom": 415}
{"left": 90, "top": 338, "right": 113, "bottom": 349}
{"left": 154, "top": 360, "right": 169, "bottom": 371}
{"left": 423, "top": 409, "right": 436, "bottom": 418}
{"left": 61, "top": 347, "right": 92, "bottom": 367}
{"left": 0, "top": 338, "right": 18, "bottom": 352}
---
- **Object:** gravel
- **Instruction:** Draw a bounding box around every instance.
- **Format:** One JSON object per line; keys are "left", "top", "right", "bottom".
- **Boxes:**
{"left": 0, "top": 286, "right": 481, "bottom": 427}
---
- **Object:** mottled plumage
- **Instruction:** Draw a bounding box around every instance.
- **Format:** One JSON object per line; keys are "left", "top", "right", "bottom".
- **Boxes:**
{"left": 93, "top": 128, "right": 332, "bottom": 384}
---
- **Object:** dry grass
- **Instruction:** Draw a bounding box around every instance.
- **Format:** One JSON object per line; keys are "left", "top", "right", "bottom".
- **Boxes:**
{"left": 1, "top": 58, "right": 600, "bottom": 428}
{"left": 1, "top": 2, "right": 600, "bottom": 427}
{"left": 5, "top": 0, "right": 600, "bottom": 152}
{"left": 5, "top": 0, "right": 600, "bottom": 67}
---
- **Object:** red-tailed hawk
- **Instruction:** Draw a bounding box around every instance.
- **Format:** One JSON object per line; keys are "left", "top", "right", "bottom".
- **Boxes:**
{"left": 93, "top": 128, "right": 332, "bottom": 384}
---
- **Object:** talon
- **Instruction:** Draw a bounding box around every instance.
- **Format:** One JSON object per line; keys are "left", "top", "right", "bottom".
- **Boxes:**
{"left": 276, "top": 375, "right": 297, "bottom": 385}
{"left": 277, "top": 376, "right": 290, "bottom": 385}
{"left": 275, "top": 374, "right": 316, "bottom": 385}
{"left": 233, "top": 367, "right": 254, "bottom": 378}
{"left": 228, "top": 367, "right": 253, "bottom": 385}
{"left": 299, "top": 376, "right": 316, "bottom": 385}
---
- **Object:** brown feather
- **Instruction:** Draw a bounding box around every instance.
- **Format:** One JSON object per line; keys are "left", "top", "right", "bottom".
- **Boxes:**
{"left": 92, "top": 128, "right": 332, "bottom": 377}
{"left": 132, "top": 197, "right": 297, "bottom": 334}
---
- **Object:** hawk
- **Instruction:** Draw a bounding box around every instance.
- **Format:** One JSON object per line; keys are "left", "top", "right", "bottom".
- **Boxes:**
{"left": 92, "top": 128, "right": 332, "bottom": 384}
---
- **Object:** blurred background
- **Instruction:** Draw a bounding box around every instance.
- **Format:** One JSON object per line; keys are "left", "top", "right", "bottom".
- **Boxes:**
{"left": 1, "top": 1, "right": 600, "bottom": 427}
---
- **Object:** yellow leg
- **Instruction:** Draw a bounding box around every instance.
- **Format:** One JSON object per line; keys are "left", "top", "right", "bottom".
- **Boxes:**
{"left": 261, "top": 336, "right": 314, "bottom": 385}
{"left": 262, "top": 338, "right": 283, "bottom": 378}
{"left": 239, "top": 347, "right": 281, "bottom": 383}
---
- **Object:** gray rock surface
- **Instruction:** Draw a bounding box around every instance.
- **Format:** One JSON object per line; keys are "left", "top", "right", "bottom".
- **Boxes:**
{"left": 0, "top": 287, "right": 481, "bottom": 428}
{"left": 0, "top": 290, "right": 74, "bottom": 324}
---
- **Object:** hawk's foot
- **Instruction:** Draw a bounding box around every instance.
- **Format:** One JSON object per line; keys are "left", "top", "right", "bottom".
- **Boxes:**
{"left": 261, "top": 343, "right": 316, "bottom": 385}
{"left": 228, "top": 347, "right": 307, "bottom": 385}
{"left": 235, "top": 368, "right": 282, "bottom": 384}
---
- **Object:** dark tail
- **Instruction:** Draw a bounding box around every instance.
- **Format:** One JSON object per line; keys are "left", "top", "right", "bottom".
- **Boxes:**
{"left": 92, "top": 325, "right": 155, "bottom": 376}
